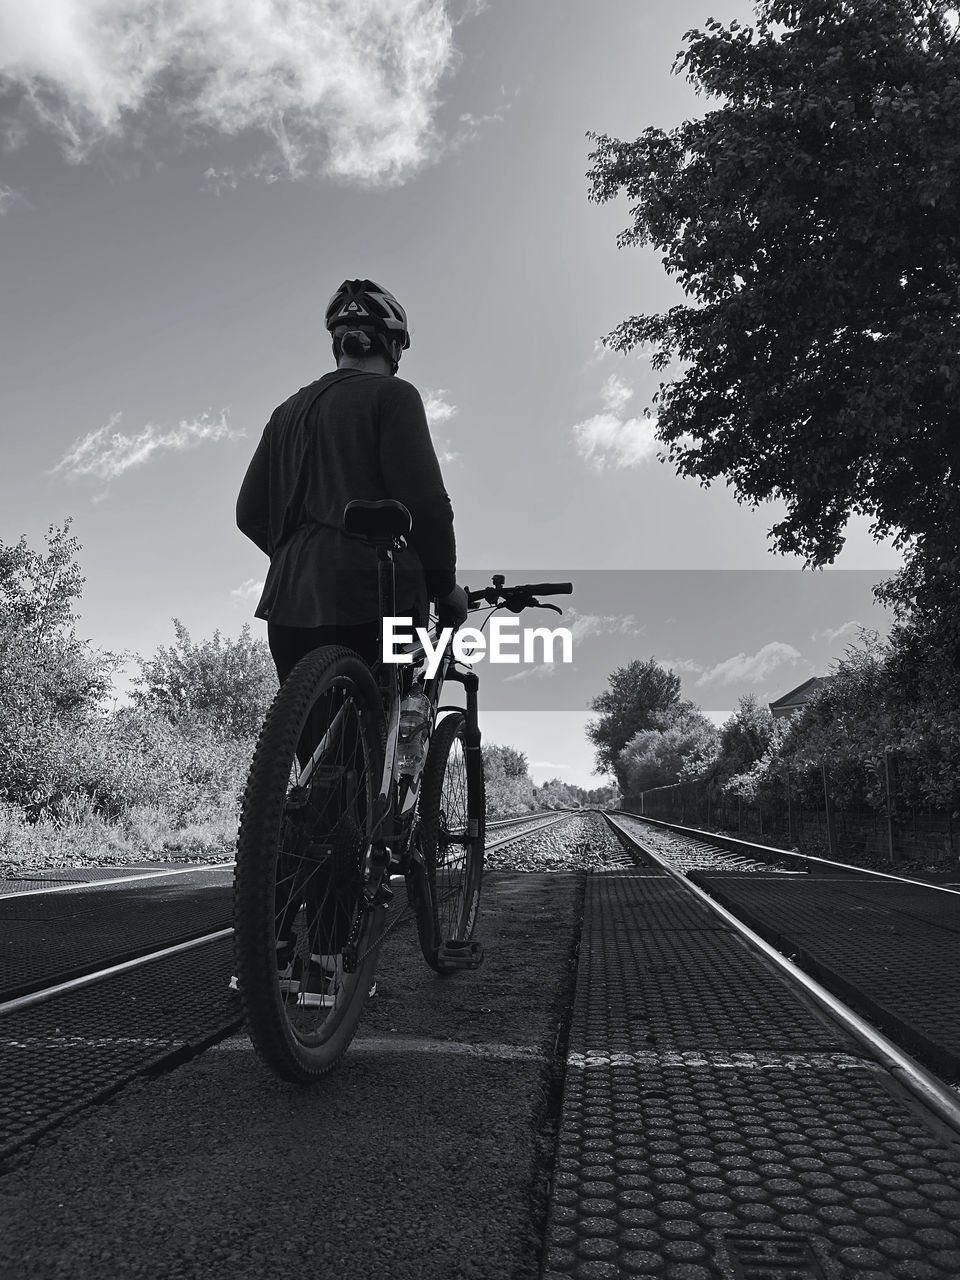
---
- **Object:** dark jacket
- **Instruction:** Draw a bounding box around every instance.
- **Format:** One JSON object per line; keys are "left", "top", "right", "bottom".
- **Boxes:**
{"left": 236, "top": 368, "right": 456, "bottom": 627}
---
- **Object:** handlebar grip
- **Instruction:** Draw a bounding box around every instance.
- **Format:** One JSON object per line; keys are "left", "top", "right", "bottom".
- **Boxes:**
{"left": 518, "top": 582, "right": 573, "bottom": 596}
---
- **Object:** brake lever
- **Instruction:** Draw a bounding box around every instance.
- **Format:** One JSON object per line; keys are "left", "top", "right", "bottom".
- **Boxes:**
{"left": 504, "top": 595, "right": 563, "bottom": 615}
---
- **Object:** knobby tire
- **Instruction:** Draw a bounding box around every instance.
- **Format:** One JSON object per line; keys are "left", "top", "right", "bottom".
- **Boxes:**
{"left": 233, "top": 645, "right": 384, "bottom": 1083}
{"left": 416, "top": 709, "right": 485, "bottom": 972}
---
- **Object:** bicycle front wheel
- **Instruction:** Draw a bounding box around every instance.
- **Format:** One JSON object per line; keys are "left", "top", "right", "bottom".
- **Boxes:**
{"left": 416, "top": 710, "right": 485, "bottom": 972}
{"left": 233, "top": 645, "right": 384, "bottom": 1083}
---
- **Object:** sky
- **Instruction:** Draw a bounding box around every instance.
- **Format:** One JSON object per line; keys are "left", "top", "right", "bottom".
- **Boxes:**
{"left": 0, "top": 0, "right": 901, "bottom": 788}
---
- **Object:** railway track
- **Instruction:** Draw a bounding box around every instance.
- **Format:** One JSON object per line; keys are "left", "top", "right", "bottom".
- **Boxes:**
{"left": 6, "top": 810, "right": 960, "bottom": 1277}
{"left": 604, "top": 810, "right": 960, "bottom": 1126}
{"left": 0, "top": 811, "right": 560, "bottom": 1008}
{"left": 0, "top": 810, "right": 574, "bottom": 1159}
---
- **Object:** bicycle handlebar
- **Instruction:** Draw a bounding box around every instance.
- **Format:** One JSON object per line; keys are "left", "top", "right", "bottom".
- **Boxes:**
{"left": 464, "top": 578, "right": 574, "bottom": 608}
{"left": 514, "top": 582, "right": 573, "bottom": 597}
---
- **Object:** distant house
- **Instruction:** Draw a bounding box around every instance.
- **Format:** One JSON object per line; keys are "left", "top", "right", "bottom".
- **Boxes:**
{"left": 768, "top": 676, "right": 831, "bottom": 719}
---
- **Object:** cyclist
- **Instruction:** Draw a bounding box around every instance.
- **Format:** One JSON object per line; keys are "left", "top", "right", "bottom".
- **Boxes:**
{"left": 236, "top": 277, "right": 468, "bottom": 679}
{"left": 234, "top": 279, "right": 467, "bottom": 1006}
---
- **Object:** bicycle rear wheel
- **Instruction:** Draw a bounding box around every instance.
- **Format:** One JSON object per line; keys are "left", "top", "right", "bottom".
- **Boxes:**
{"left": 416, "top": 710, "right": 485, "bottom": 972}
{"left": 233, "top": 646, "right": 384, "bottom": 1082}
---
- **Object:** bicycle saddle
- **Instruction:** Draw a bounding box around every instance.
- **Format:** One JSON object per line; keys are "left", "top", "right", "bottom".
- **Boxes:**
{"left": 343, "top": 499, "right": 412, "bottom": 543}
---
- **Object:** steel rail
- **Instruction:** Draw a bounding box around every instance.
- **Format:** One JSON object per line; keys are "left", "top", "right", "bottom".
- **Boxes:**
{"left": 485, "top": 814, "right": 570, "bottom": 850}
{"left": 0, "top": 862, "right": 235, "bottom": 902}
{"left": 618, "top": 809, "right": 960, "bottom": 896}
{"left": 1, "top": 818, "right": 571, "bottom": 1016}
{"left": 0, "top": 929, "right": 233, "bottom": 1019}
{"left": 605, "top": 813, "right": 960, "bottom": 1136}
{"left": 486, "top": 810, "right": 559, "bottom": 830}
{"left": 0, "top": 815, "right": 561, "bottom": 905}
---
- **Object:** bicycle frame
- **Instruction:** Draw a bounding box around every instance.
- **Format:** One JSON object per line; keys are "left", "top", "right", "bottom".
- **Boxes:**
{"left": 365, "top": 536, "right": 481, "bottom": 856}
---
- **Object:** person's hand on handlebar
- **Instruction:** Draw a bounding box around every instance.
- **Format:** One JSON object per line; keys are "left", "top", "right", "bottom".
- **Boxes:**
{"left": 437, "top": 584, "right": 469, "bottom": 629}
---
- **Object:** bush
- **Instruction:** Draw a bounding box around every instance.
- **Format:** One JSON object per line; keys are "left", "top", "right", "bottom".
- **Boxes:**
{"left": 132, "top": 620, "right": 276, "bottom": 738}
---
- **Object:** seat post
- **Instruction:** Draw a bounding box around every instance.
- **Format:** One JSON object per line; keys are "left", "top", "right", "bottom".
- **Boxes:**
{"left": 377, "top": 545, "right": 398, "bottom": 641}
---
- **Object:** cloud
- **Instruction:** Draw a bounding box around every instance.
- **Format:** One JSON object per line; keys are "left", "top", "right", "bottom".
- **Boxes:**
{"left": 694, "top": 642, "right": 803, "bottom": 687}
{"left": 502, "top": 662, "right": 569, "bottom": 683}
{"left": 0, "top": 183, "right": 30, "bottom": 214}
{"left": 423, "top": 387, "right": 459, "bottom": 464}
{"left": 812, "top": 620, "right": 862, "bottom": 645}
{"left": 658, "top": 657, "right": 706, "bottom": 677}
{"left": 573, "top": 373, "right": 659, "bottom": 471}
{"left": 566, "top": 610, "right": 643, "bottom": 643}
{"left": 423, "top": 389, "right": 458, "bottom": 429}
{"left": 0, "top": 0, "right": 465, "bottom": 186}
{"left": 231, "top": 579, "right": 264, "bottom": 607}
{"left": 51, "top": 409, "right": 244, "bottom": 482}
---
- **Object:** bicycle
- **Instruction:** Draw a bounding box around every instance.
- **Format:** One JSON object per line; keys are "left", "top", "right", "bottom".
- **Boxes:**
{"left": 232, "top": 498, "right": 573, "bottom": 1082}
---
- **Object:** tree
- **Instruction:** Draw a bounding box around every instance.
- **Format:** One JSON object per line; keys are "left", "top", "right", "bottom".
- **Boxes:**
{"left": 0, "top": 521, "right": 118, "bottom": 813}
{"left": 618, "top": 702, "right": 720, "bottom": 793}
{"left": 711, "top": 695, "right": 779, "bottom": 791}
{"left": 534, "top": 777, "right": 582, "bottom": 809}
{"left": 482, "top": 742, "right": 536, "bottom": 816}
{"left": 587, "top": 2, "right": 960, "bottom": 591}
{"left": 0, "top": 520, "right": 114, "bottom": 724}
{"left": 132, "top": 620, "right": 276, "bottom": 739}
{"left": 587, "top": 658, "right": 683, "bottom": 778}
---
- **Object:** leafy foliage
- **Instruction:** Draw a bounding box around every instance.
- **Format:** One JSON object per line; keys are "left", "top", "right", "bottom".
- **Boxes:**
{"left": 617, "top": 702, "right": 720, "bottom": 793}
{"left": 0, "top": 521, "right": 115, "bottom": 727}
{"left": 0, "top": 522, "right": 120, "bottom": 817}
{"left": 132, "top": 619, "right": 276, "bottom": 739}
{"left": 771, "top": 622, "right": 960, "bottom": 809}
{"left": 0, "top": 524, "right": 257, "bottom": 860}
{"left": 708, "top": 694, "right": 779, "bottom": 791}
{"left": 482, "top": 742, "right": 537, "bottom": 817}
{"left": 586, "top": 658, "right": 683, "bottom": 779}
{"left": 588, "top": 1, "right": 960, "bottom": 586}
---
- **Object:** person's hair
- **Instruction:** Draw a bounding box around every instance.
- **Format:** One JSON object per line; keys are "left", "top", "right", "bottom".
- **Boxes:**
{"left": 332, "top": 325, "right": 400, "bottom": 366}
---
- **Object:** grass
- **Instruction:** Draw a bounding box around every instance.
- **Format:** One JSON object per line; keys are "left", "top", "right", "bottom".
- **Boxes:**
{"left": 0, "top": 800, "right": 238, "bottom": 877}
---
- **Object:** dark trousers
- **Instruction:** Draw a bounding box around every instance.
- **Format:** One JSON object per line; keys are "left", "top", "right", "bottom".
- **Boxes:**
{"left": 267, "top": 621, "right": 381, "bottom": 684}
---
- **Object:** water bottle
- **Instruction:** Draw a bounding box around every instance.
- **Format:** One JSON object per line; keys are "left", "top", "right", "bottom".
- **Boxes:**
{"left": 395, "top": 689, "right": 431, "bottom": 779}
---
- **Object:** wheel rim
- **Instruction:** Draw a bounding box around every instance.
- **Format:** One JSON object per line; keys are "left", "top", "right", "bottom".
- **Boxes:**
{"left": 273, "top": 677, "right": 376, "bottom": 1044}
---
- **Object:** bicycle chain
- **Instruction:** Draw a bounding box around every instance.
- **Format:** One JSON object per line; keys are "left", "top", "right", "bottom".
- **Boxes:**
{"left": 347, "top": 884, "right": 417, "bottom": 968}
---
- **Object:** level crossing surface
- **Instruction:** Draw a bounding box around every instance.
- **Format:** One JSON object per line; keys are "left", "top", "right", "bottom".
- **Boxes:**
{"left": 4, "top": 827, "right": 960, "bottom": 1277}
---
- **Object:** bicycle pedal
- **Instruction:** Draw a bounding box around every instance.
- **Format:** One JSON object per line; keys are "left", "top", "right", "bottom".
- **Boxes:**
{"left": 437, "top": 939, "right": 484, "bottom": 969}
{"left": 368, "top": 881, "right": 394, "bottom": 907}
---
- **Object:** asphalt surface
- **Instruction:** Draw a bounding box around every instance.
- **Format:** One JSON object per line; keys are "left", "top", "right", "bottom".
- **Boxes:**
{"left": 0, "top": 871, "right": 582, "bottom": 1280}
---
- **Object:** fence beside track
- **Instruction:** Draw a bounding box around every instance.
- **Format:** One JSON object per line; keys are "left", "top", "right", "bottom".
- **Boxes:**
{"left": 614, "top": 809, "right": 960, "bottom": 892}
{"left": 625, "top": 776, "right": 960, "bottom": 868}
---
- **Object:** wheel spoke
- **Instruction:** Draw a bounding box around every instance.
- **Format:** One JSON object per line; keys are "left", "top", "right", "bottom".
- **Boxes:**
{"left": 233, "top": 647, "right": 385, "bottom": 1081}
{"left": 414, "top": 710, "right": 485, "bottom": 970}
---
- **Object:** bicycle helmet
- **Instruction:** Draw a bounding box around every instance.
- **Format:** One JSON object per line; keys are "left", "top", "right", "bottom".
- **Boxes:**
{"left": 325, "top": 279, "right": 411, "bottom": 354}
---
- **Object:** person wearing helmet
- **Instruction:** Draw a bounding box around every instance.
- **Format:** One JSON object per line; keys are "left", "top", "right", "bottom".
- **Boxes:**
{"left": 236, "top": 278, "right": 468, "bottom": 684}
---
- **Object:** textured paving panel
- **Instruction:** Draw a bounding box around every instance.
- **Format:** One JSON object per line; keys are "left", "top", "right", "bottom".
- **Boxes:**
{"left": 691, "top": 876, "right": 960, "bottom": 937}
{"left": 0, "top": 879, "right": 233, "bottom": 1001}
{"left": 0, "top": 936, "right": 240, "bottom": 1161}
{"left": 543, "top": 870, "right": 960, "bottom": 1279}
{"left": 583, "top": 878, "right": 840, "bottom": 1054}
{"left": 693, "top": 875, "right": 960, "bottom": 1077}
{"left": 596, "top": 875, "right": 728, "bottom": 932}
